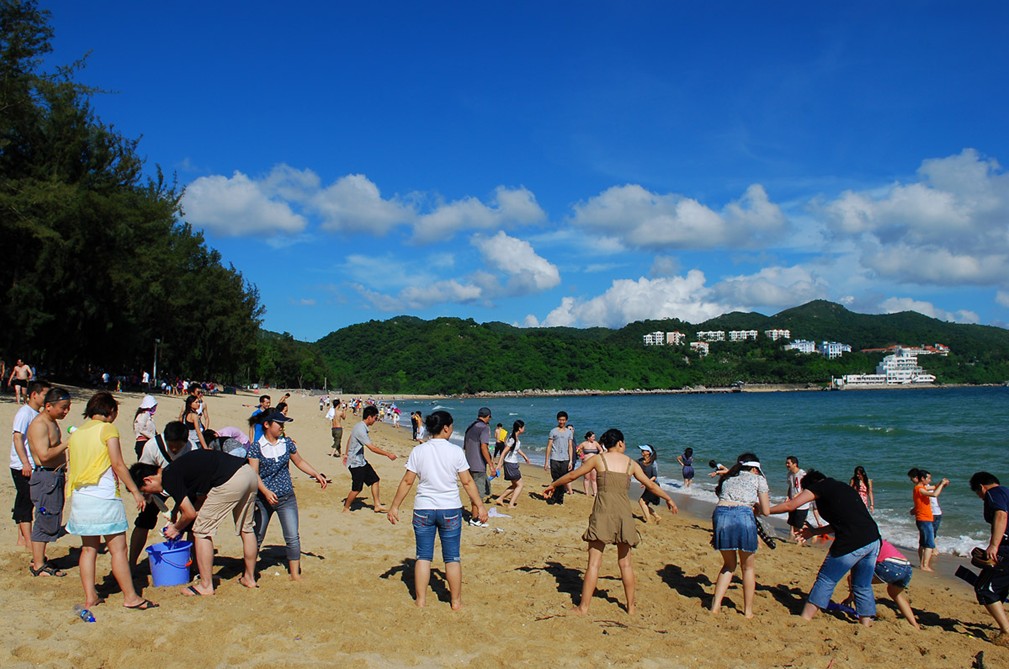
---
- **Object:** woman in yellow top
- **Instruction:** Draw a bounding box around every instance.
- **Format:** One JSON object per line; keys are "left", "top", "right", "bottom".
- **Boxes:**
{"left": 66, "top": 392, "right": 157, "bottom": 611}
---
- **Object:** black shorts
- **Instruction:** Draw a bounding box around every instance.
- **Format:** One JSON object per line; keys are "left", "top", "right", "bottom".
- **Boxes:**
{"left": 13, "top": 379, "right": 27, "bottom": 389}
{"left": 134, "top": 499, "right": 161, "bottom": 530}
{"left": 503, "top": 462, "right": 522, "bottom": 481}
{"left": 350, "top": 463, "right": 380, "bottom": 492}
{"left": 10, "top": 467, "right": 33, "bottom": 523}
{"left": 641, "top": 490, "right": 661, "bottom": 506}
{"left": 787, "top": 508, "right": 809, "bottom": 529}
{"left": 975, "top": 564, "right": 1009, "bottom": 605}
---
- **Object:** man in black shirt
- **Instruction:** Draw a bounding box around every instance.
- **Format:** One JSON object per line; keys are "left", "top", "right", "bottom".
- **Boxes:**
{"left": 130, "top": 449, "right": 259, "bottom": 595}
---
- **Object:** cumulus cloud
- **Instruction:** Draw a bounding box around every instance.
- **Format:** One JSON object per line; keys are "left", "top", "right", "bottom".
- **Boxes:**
{"left": 822, "top": 149, "right": 1009, "bottom": 286}
{"left": 997, "top": 291, "right": 1009, "bottom": 308}
{"left": 712, "top": 265, "right": 828, "bottom": 309}
{"left": 412, "top": 186, "right": 546, "bottom": 243}
{"left": 313, "top": 174, "right": 414, "bottom": 234}
{"left": 353, "top": 232, "right": 559, "bottom": 311}
{"left": 183, "top": 171, "right": 307, "bottom": 236}
{"left": 528, "top": 270, "right": 738, "bottom": 328}
{"left": 569, "top": 183, "right": 786, "bottom": 249}
{"left": 878, "top": 297, "right": 979, "bottom": 324}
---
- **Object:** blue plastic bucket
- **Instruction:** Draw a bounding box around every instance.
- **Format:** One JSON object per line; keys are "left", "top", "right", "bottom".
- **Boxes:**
{"left": 146, "top": 540, "right": 192, "bottom": 587}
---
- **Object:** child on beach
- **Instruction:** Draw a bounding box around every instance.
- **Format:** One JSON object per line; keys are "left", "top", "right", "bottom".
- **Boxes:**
{"left": 843, "top": 538, "right": 919, "bottom": 628}
{"left": 492, "top": 420, "right": 531, "bottom": 508}
{"left": 543, "top": 429, "right": 677, "bottom": 615}
{"left": 637, "top": 445, "right": 662, "bottom": 524}
{"left": 677, "top": 447, "right": 695, "bottom": 488}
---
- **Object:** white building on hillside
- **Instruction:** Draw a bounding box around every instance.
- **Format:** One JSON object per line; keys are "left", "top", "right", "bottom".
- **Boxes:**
{"left": 643, "top": 331, "right": 665, "bottom": 346}
{"left": 690, "top": 341, "right": 710, "bottom": 356}
{"left": 818, "top": 341, "right": 852, "bottom": 359}
{"left": 764, "top": 329, "right": 791, "bottom": 341}
{"left": 841, "top": 348, "right": 935, "bottom": 386}
{"left": 729, "top": 330, "right": 758, "bottom": 342}
{"left": 785, "top": 339, "right": 816, "bottom": 354}
{"left": 697, "top": 330, "right": 725, "bottom": 342}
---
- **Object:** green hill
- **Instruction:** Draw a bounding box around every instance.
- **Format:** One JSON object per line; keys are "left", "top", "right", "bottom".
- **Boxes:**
{"left": 268, "top": 301, "right": 1009, "bottom": 394}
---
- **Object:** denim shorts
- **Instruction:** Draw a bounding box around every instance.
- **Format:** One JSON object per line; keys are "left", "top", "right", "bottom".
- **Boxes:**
{"left": 932, "top": 514, "right": 942, "bottom": 537}
{"left": 916, "top": 519, "right": 936, "bottom": 549}
{"left": 413, "top": 507, "right": 462, "bottom": 563}
{"left": 874, "top": 559, "right": 912, "bottom": 588}
{"left": 712, "top": 505, "right": 757, "bottom": 553}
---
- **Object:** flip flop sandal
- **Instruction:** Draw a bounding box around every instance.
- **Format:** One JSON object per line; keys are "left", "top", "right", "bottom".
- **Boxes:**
{"left": 125, "top": 599, "right": 159, "bottom": 610}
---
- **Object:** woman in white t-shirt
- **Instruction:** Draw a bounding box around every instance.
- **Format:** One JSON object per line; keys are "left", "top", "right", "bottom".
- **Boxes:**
{"left": 492, "top": 420, "right": 531, "bottom": 508}
{"left": 387, "top": 411, "right": 488, "bottom": 609}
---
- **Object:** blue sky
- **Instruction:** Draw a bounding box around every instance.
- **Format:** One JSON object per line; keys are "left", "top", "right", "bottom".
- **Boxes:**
{"left": 42, "top": 2, "right": 1009, "bottom": 340}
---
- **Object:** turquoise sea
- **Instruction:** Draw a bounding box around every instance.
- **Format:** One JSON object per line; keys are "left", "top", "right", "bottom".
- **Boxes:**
{"left": 395, "top": 386, "right": 1009, "bottom": 556}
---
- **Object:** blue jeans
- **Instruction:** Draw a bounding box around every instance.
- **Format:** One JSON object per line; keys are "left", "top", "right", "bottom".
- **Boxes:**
{"left": 807, "top": 540, "right": 880, "bottom": 617}
{"left": 916, "top": 519, "right": 936, "bottom": 549}
{"left": 413, "top": 508, "right": 462, "bottom": 563}
{"left": 253, "top": 493, "right": 301, "bottom": 561}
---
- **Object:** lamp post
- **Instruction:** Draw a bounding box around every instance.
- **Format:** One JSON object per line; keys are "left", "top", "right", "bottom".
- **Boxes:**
{"left": 153, "top": 338, "right": 160, "bottom": 385}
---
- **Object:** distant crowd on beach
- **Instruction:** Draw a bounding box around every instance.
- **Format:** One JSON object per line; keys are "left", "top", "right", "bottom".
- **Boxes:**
{"left": 7, "top": 376, "right": 1009, "bottom": 648}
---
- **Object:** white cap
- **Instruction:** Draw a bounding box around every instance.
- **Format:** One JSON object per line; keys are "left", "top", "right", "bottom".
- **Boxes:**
{"left": 139, "top": 395, "right": 158, "bottom": 409}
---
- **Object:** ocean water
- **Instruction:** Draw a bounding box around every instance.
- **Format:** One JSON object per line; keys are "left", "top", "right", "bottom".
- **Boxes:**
{"left": 396, "top": 386, "right": 1009, "bottom": 556}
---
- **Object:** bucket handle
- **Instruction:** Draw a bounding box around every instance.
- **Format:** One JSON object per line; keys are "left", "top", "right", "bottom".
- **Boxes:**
{"left": 151, "top": 548, "right": 193, "bottom": 570}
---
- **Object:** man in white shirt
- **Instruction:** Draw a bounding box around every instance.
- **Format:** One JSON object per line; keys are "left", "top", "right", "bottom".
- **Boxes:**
{"left": 9, "top": 380, "right": 49, "bottom": 549}
{"left": 785, "top": 456, "right": 811, "bottom": 543}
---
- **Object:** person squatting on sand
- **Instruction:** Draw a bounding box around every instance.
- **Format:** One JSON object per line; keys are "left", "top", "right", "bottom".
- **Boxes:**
{"left": 842, "top": 538, "right": 920, "bottom": 628}
{"left": 968, "top": 471, "right": 1009, "bottom": 647}
{"left": 128, "top": 421, "right": 195, "bottom": 569}
{"left": 387, "top": 410, "right": 488, "bottom": 610}
{"left": 131, "top": 448, "right": 259, "bottom": 596}
{"left": 248, "top": 409, "right": 328, "bottom": 580}
{"left": 492, "top": 420, "right": 531, "bottom": 508}
{"left": 769, "top": 469, "right": 881, "bottom": 626}
{"left": 26, "top": 387, "right": 72, "bottom": 577}
{"left": 543, "top": 428, "right": 677, "bottom": 615}
{"left": 709, "top": 453, "right": 771, "bottom": 618}
{"left": 342, "top": 404, "right": 397, "bottom": 513}
{"left": 66, "top": 392, "right": 157, "bottom": 610}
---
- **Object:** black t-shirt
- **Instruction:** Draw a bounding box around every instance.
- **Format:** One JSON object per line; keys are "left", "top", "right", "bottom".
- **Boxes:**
{"left": 162, "top": 449, "right": 247, "bottom": 507}
{"left": 806, "top": 477, "right": 881, "bottom": 556}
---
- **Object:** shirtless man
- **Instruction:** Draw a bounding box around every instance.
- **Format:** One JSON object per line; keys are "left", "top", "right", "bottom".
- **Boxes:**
{"left": 27, "top": 387, "right": 72, "bottom": 576}
{"left": 8, "top": 359, "right": 33, "bottom": 405}
{"left": 327, "top": 398, "right": 346, "bottom": 457}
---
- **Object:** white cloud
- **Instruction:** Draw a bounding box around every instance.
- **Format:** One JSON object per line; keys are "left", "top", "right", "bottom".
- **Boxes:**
{"left": 878, "top": 297, "right": 979, "bottom": 324}
{"left": 997, "top": 291, "right": 1009, "bottom": 308}
{"left": 183, "top": 171, "right": 307, "bottom": 236}
{"left": 569, "top": 183, "right": 786, "bottom": 249}
{"left": 531, "top": 270, "right": 737, "bottom": 328}
{"left": 313, "top": 174, "right": 414, "bottom": 234}
{"left": 472, "top": 231, "right": 561, "bottom": 294}
{"left": 821, "top": 149, "right": 1009, "bottom": 286}
{"left": 412, "top": 186, "right": 546, "bottom": 243}
{"left": 712, "top": 265, "right": 828, "bottom": 309}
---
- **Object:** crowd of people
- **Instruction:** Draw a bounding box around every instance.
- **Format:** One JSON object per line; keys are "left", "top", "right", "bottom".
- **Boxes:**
{"left": 6, "top": 387, "right": 1009, "bottom": 648}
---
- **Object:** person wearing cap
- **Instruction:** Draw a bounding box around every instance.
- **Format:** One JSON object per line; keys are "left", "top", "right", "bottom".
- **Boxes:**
{"left": 463, "top": 407, "right": 497, "bottom": 504}
{"left": 248, "top": 409, "right": 327, "bottom": 580}
{"left": 636, "top": 444, "right": 662, "bottom": 524}
{"left": 342, "top": 405, "right": 397, "bottom": 513}
{"left": 710, "top": 453, "right": 771, "bottom": 618}
{"left": 133, "top": 395, "right": 158, "bottom": 459}
{"left": 768, "top": 469, "right": 881, "bottom": 626}
{"left": 129, "top": 442, "right": 261, "bottom": 595}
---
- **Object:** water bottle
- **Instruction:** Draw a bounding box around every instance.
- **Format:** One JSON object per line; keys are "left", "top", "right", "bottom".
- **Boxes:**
{"left": 73, "top": 605, "right": 96, "bottom": 623}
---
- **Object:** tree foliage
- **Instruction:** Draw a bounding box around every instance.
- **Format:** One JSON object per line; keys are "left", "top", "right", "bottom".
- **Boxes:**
{"left": 0, "top": 1, "right": 262, "bottom": 380}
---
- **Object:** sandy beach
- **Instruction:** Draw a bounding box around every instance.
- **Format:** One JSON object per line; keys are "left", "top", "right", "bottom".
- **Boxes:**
{"left": 0, "top": 388, "right": 1004, "bottom": 668}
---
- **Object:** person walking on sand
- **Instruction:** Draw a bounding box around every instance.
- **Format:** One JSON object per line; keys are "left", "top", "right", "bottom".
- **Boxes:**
{"left": 26, "top": 388, "right": 72, "bottom": 577}
{"left": 709, "top": 453, "right": 771, "bottom": 618}
{"left": 326, "top": 398, "right": 346, "bottom": 457}
{"left": 387, "top": 411, "right": 488, "bottom": 609}
{"left": 7, "top": 358, "right": 33, "bottom": 404}
{"left": 133, "top": 395, "right": 158, "bottom": 460}
{"left": 248, "top": 409, "right": 328, "bottom": 580}
{"left": 637, "top": 445, "right": 663, "bottom": 524}
{"left": 342, "top": 405, "right": 397, "bottom": 513}
{"left": 576, "top": 431, "right": 603, "bottom": 496}
{"left": 544, "top": 411, "right": 574, "bottom": 505}
{"left": 543, "top": 428, "right": 677, "bottom": 615}
{"left": 66, "top": 392, "right": 157, "bottom": 611}
{"left": 768, "top": 470, "right": 881, "bottom": 627}
{"left": 492, "top": 420, "right": 531, "bottom": 508}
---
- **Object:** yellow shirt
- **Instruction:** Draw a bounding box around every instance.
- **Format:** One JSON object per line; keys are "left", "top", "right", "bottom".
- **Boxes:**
{"left": 495, "top": 427, "right": 507, "bottom": 443}
{"left": 67, "top": 419, "right": 120, "bottom": 498}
